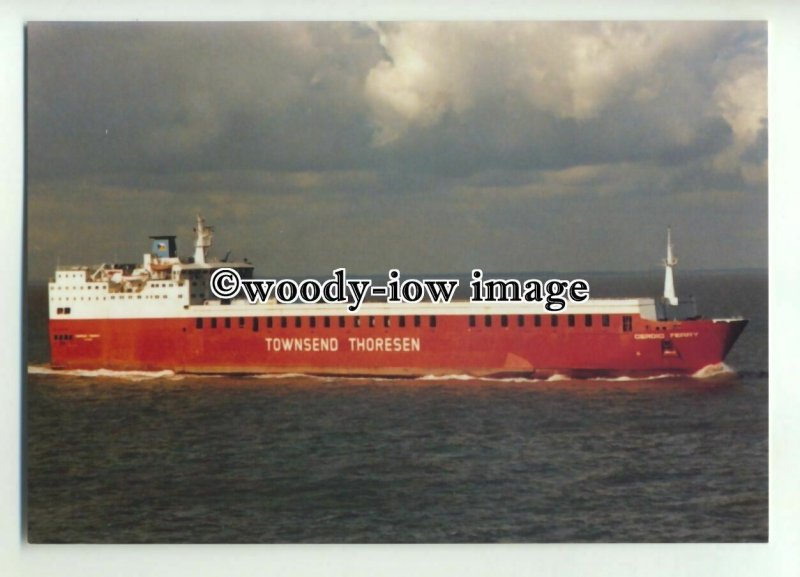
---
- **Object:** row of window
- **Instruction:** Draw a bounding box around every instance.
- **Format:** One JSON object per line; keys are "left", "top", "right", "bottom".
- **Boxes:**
{"left": 195, "top": 314, "right": 436, "bottom": 331}
{"left": 52, "top": 284, "right": 105, "bottom": 290}
{"left": 468, "top": 313, "right": 616, "bottom": 328}
{"left": 53, "top": 283, "right": 176, "bottom": 290}
{"left": 53, "top": 333, "right": 73, "bottom": 340}
{"left": 52, "top": 294, "right": 176, "bottom": 302}
{"left": 194, "top": 314, "right": 634, "bottom": 332}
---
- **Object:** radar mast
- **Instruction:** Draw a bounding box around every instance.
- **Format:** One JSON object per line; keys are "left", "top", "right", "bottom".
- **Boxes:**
{"left": 193, "top": 214, "right": 214, "bottom": 264}
{"left": 663, "top": 226, "right": 678, "bottom": 306}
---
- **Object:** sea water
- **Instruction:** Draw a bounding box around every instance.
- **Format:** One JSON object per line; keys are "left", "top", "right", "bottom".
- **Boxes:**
{"left": 25, "top": 270, "right": 767, "bottom": 542}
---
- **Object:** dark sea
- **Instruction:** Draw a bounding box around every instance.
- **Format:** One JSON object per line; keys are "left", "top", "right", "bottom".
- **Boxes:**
{"left": 24, "top": 270, "right": 768, "bottom": 543}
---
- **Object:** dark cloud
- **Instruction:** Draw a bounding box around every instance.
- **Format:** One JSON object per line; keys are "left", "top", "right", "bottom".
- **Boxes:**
{"left": 27, "top": 22, "right": 384, "bottom": 178}
{"left": 26, "top": 22, "right": 767, "bottom": 281}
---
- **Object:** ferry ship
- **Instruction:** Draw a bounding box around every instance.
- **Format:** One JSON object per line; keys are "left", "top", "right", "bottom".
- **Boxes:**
{"left": 48, "top": 216, "right": 747, "bottom": 378}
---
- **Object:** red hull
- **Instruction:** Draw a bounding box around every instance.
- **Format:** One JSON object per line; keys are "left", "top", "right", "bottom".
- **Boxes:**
{"left": 49, "top": 312, "right": 747, "bottom": 378}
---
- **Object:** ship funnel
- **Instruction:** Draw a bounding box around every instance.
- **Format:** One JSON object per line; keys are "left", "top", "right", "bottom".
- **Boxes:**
{"left": 150, "top": 236, "right": 177, "bottom": 259}
{"left": 193, "top": 214, "right": 214, "bottom": 265}
{"left": 663, "top": 226, "right": 678, "bottom": 306}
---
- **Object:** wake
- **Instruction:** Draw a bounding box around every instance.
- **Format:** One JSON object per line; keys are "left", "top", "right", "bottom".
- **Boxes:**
{"left": 27, "top": 364, "right": 182, "bottom": 382}
{"left": 28, "top": 363, "right": 737, "bottom": 383}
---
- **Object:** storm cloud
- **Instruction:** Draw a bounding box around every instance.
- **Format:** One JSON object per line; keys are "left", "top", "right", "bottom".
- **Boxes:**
{"left": 26, "top": 22, "right": 767, "bottom": 280}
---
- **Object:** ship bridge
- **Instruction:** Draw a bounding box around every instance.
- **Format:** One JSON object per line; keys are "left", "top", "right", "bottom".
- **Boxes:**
{"left": 48, "top": 215, "right": 254, "bottom": 319}
{"left": 144, "top": 215, "right": 255, "bottom": 304}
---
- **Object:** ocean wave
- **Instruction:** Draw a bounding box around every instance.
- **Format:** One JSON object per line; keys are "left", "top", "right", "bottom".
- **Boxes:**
{"left": 28, "top": 363, "right": 741, "bottom": 384}
{"left": 416, "top": 374, "right": 546, "bottom": 383}
{"left": 27, "top": 364, "right": 182, "bottom": 381}
{"left": 251, "top": 372, "right": 334, "bottom": 382}
{"left": 692, "top": 363, "right": 736, "bottom": 379}
{"left": 479, "top": 376, "right": 543, "bottom": 383}
{"left": 587, "top": 373, "right": 677, "bottom": 382}
{"left": 416, "top": 373, "right": 477, "bottom": 381}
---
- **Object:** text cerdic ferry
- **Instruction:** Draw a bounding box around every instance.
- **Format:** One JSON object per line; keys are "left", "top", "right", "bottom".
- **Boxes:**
{"left": 48, "top": 216, "right": 747, "bottom": 378}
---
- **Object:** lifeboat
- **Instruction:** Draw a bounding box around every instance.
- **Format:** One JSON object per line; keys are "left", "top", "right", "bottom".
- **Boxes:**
{"left": 150, "top": 260, "right": 173, "bottom": 272}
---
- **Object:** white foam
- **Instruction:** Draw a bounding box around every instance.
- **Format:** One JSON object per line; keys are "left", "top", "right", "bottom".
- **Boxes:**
{"left": 251, "top": 372, "right": 333, "bottom": 382}
{"left": 27, "top": 364, "right": 181, "bottom": 381}
{"left": 692, "top": 363, "right": 736, "bottom": 379}
{"left": 416, "top": 373, "right": 476, "bottom": 381}
{"left": 479, "top": 376, "right": 542, "bottom": 383}
{"left": 415, "top": 373, "right": 544, "bottom": 383}
{"left": 28, "top": 363, "right": 734, "bottom": 384}
{"left": 587, "top": 373, "right": 677, "bottom": 382}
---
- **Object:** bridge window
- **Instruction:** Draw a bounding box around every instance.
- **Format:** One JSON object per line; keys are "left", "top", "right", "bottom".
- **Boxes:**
{"left": 517, "top": 315, "right": 525, "bottom": 327}
{"left": 252, "top": 317, "right": 259, "bottom": 332}
{"left": 585, "top": 315, "right": 593, "bottom": 327}
{"left": 281, "top": 317, "right": 287, "bottom": 328}
{"left": 622, "top": 316, "right": 632, "bottom": 332}
{"left": 266, "top": 317, "right": 273, "bottom": 329}
{"left": 568, "top": 315, "right": 575, "bottom": 327}
{"left": 310, "top": 317, "right": 316, "bottom": 328}
{"left": 354, "top": 316, "right": 361, "bottom": 328}
{"left": 551, "top": 316, "right": 558, "bottom": 327}
{"left": 324, "top": 317, "right": 331, "bottom": 328}
{"left": 225, "top": 318, "right": 231, "bottom": 329}
{"left": 469, "top": 315, "right": 476, "bottom": 327}
{"left": 196, "top": 318, "right": 203, "bottom": 329}
{"left": 429, "top": 316, "right": 437, "bottom": 328}
{"left": 369, "top": 316, "right": 376, "bottom": 328}
{"left": 295, "top": 317, "right": 302, "bottom": 328}
{"left": 211, "top": 318, "right": 217, "bottom": 329}
{"left": 399, "top": 316, "right": 406, "bottom": 328}
{"left": 414, "top": 315, "right": 421, "bottom": 327}
{"left": 239, "top": 317, "right": 245, "bottom": 329}
{"left": 501, "top": 315, "right": 508, "bottom": 327}
{"left": 485, "top": 315, "right": 492, "bottom": 327}
{"left": 602, "top": 314, "right": 610, "bottom": 327}
{"left": 339, "top": 316, "right": 345, "bottom": 328}
{"left": 384, "top": 316, "right": 391, "bottom": 328}
{"left": 534, "top": 315, "right": 541, "bottom": 327}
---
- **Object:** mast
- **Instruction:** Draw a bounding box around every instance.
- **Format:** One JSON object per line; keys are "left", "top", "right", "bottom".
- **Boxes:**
{"left": 193, "top": 214, "right": 214, "bottom": 265}
{"left": 663, "top": 226, "right": 678, "bottom": 306}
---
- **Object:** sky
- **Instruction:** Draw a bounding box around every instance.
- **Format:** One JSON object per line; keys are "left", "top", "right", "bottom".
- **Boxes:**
{"left": 26, "top": 21, "right": 767, "bottom": 281}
